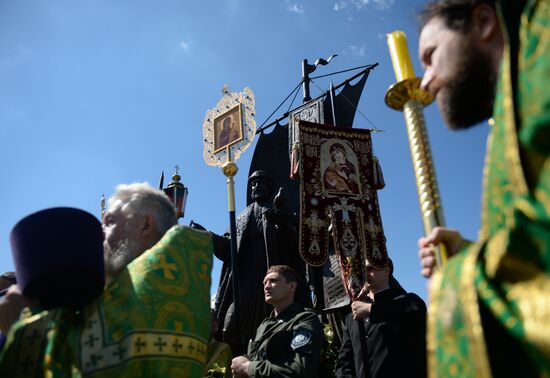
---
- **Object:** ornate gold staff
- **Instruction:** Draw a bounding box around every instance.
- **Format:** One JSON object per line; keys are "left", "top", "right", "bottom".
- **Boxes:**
{"left": 384, "top": 31, "right": 447, "bottom": 266}
{"left": 203, "top": 85, "right": 256, "bottom": 351}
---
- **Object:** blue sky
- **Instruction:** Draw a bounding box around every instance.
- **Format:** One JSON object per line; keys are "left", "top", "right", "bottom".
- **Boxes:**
{"left": 0, "top": 0, "right": 489, "bottom": 302}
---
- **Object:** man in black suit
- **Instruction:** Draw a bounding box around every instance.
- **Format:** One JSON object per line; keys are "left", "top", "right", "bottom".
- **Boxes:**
{"left": 335, "top": 259, "right": 427, "bottom": 378}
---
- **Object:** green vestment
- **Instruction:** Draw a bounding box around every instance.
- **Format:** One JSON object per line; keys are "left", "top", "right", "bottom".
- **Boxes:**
{"left": 0, "top": 225, "right": 213, "bottom": 377}
{"left": 428, "top": 1, "right": 550, "bottom": 377}
{"left": 203, "top": 340, "right": 232, "bottom": 378}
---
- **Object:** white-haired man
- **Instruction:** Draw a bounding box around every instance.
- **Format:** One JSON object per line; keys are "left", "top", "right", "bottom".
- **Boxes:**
{"left": 102, "top": 183, "right": 178, "bottom": 282}
{"left": 0, "top": 183, "right": 213, "bottom": 377}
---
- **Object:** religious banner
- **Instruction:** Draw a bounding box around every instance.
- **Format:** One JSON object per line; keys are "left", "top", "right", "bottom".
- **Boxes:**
{"left": 297, "top": 120, "right": 387, "bottom": 300}
{"left": 288, "top": 99, "right": 324, "bottom": 179}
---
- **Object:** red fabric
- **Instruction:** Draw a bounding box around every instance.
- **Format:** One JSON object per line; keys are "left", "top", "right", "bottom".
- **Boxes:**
{"left": 297, "top": 121, "right": 387, "bottom": 300}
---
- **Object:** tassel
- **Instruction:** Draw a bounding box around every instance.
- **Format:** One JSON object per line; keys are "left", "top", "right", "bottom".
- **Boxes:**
{"left": 290, "top": 145, "right": 300, "bottom": 180}
{"left": 372, "top": 156, "right": 385, "bottom": 189}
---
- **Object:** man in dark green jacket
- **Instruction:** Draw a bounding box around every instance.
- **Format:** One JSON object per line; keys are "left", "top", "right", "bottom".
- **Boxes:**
{"left": 231, "top": 265, "right": 322, "bottom": 378}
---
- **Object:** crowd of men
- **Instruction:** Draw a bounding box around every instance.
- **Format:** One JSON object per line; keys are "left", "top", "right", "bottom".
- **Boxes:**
{"left": 0, "top": 0, "right": 548, "bottom": 376}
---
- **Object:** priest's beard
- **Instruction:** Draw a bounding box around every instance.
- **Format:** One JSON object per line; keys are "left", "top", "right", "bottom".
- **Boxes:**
{"left": 438, "top": 42, "right": 497, "bottom": 130}
{"left": 104, "top": 236, "right": 142, "bottom": 283}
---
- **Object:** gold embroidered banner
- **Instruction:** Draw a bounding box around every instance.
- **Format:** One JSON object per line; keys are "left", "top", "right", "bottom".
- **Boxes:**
{"left": 297, "top": 121, "right": 387, "bottom": 299}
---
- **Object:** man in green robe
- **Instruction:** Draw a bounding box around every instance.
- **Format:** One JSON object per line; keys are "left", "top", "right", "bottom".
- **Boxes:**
{"left": 0, "top": 183, "right": 213, "bottom": 377}
{"left": 417, "top": 0, "right": 550, "bottom": 376}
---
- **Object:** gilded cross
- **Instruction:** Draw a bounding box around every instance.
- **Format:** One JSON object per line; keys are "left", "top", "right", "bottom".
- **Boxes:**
{"left": 304, "top": 210, "right": 325, "bottom": 235}
{"left": 366, "top": 217, "right": 381, "bottom": 234}
{"left": 152, "top": 255, "right": 177, "bottom": 280}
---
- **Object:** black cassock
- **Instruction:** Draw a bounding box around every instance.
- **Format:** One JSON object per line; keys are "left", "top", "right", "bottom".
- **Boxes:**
{"left": 335, "top": 287, "right": 427, "bottom": 378}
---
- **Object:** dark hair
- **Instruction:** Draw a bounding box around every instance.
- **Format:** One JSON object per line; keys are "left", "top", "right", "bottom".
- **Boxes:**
{"left": 266, "top": 265, "right": 298, "bottom": 284}
{"left": 418, "top": 0, "right": 496, "bottom": 31}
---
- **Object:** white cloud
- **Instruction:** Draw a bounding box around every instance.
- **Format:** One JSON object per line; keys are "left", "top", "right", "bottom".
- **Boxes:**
{"left": 287, "top": 3, "right": 304, "bottom": 14}
{"left": 333, "top": 0, "right": 395, "bottom": 11}
{"left": 333, "top": 1, "right": 347, "bottom": 11}
{"left": 368, "top": 0, "right": 396, "bottom": 10}
{"left": 349, "top": 44, "right": 367, "bottom": 57}
{"left": 351, "top": 0, "right": 369, "bottom": 8}
{"left": 179, "top": 40, "right": 192, "bottom": 52}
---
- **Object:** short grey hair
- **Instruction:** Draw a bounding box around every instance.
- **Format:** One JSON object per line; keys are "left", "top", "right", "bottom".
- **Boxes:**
{"left": 109, "top": 183, "right": 177, "bottom": 236}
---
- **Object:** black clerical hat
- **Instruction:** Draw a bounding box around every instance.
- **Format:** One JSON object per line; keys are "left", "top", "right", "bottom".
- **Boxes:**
{"left": 9, "top": 207, "right": 104, "bottom": 310}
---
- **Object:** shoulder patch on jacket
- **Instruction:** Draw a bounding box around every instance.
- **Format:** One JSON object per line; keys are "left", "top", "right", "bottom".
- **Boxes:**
{"left": 291, "top": 330, "right": 311, "bottom": 350}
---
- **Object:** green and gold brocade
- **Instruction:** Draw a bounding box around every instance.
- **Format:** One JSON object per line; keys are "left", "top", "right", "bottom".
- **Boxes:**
{"left": 428, "top": 0, "right": 550, "bottom": 376}
{"left": 203, "top": 340, "right": 232, "bottom": 378}
{"left": 0, "top": 225, "right": 213, "bottom": 377}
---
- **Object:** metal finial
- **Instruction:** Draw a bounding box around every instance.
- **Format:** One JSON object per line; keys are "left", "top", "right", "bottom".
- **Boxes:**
{"left": 173, "top": 165, "right": 181, "bottom": 181}
{"left": 101, "top": 194, "right": 106, "bottom": 218}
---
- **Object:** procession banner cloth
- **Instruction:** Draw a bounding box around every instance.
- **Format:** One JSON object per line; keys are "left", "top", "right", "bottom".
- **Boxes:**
{"left": 0, "top": 226, "right": 213, "bottom": 377}
{"left": 297, "top": 121, "right": 387, "bottom": 300}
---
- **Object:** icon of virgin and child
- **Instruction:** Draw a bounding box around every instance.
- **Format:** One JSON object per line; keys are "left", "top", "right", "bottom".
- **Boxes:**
{"left": 321, "top": 140, "right": 361, "bottom": 195}
{"left": 214, "top": 106, "right": 243, "bottom": 153}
